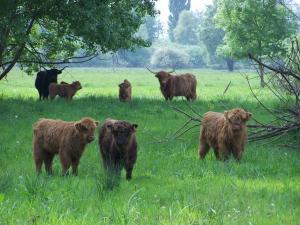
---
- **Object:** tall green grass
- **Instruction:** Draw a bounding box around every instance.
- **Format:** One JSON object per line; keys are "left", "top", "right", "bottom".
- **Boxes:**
{"left": 0, "top": 68, "right": 299, "bottom": 225}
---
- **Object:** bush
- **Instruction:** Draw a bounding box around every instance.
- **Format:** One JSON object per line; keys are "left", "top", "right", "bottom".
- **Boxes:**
{"left": 150, "top": 47, "right": 190, "bottom": 69}
{"left": 182, "top": 45, "right": 208, "bottom": 68}
{"left": 118, "top": 48, "right": 151, "bottom": 67}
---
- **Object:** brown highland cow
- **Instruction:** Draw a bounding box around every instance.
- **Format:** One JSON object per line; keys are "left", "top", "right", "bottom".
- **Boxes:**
{"left": 99, "top": 119, "right": 138, "bottom": 180}
{"left": 147, "top": 69, "right": 197, "bottom": 101}
{"left": 119, "top": 79, "right": 132, "bottom": 102}
{"left": 199, "top": 108, "right": 252, "bottom": 161}
{"left": 49, "top": 81, "right": 82, "bottom": 100}
{"left": 33, "top": 117, "right": 99, "bottom": 175}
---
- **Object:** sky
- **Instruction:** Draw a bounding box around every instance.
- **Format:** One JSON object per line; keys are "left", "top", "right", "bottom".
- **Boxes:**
{"left": 155, "top": 0, "right": 213, "bottom": 37}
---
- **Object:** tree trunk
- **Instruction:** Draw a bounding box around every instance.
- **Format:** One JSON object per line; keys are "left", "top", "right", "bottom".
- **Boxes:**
{"left": 226, "top": 58, "right": 234, "bottom": 71}
{"left": 259, "top": 63, "right": 265, "bottom": 87}
{"left": 0, "top": 15, "right": 36, "bottom": 81}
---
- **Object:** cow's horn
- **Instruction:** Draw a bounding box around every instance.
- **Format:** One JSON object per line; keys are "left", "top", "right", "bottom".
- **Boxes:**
{"left": 60, "top": 66, "right": 68, "bottom": 71}
{"left": 146, "top": 67, "right": 156, "bottom": 74}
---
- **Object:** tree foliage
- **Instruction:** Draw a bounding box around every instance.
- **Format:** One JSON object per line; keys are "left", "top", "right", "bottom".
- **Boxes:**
{"left": 0, "top": 0, "right": 157, "bottom": 79}
{"left": 215, "top": 0, "right": 297, "bottom": 85}
{"left": 215, "top": 0, "right": 297, "bottom": 59}
{"left": 198, "top": 1, "right": 224, "bottom": 63}
{"left": 173, "top": 10, "right": 199, "bottom": 45}
{"left": 168, "top": 0, "right": 191, "bottom": 41}
{"left": 198, "top": 1, "right": 235, "bottom": 71}
{"left": 144, "top": 15, "right": 162, "bottom": 42}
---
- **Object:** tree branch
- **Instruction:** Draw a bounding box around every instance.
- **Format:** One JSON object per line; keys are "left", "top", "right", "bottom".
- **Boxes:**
{"left": 0, "top": 14, "right": 36, "bottom": 80}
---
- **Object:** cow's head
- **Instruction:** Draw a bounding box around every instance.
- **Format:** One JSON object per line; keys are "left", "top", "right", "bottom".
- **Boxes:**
{"left": 146, "top": 67, "right": 175, "bottom": 86}
{"left": 106, "top": 120, "right": 138, "bottom": 147}
{"left": 119, "top": 79, "right": 131, "bottom": 89}
{"left": 75, "top": 117, "right": 99, "bottom": 143}
{"left": 71, "top": 81, "right": 82, "bottom": 90}
{"left": 224, "top": 108, "right": 252, "bottom": 132}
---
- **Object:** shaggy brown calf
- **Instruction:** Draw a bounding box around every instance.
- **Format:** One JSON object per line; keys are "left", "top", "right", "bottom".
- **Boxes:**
{"left": 49, "top": 81, "right": 82, "bottom": 100}
{"left": 33, "top": 117, "right": 99, "bottom": 175}
{"left": 199, "top": 108, "right": 252, "bottom": 161}
{"left": 119, "top": 79, "right": 132, "bottom": 102}
{"left": 148, "top": 69, "right": 197, "bottom": 101}
{"left": 99, "top": 119, "right": 138, "bottom": 180}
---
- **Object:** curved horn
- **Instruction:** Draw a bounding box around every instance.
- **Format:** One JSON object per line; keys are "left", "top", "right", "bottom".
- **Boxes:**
{"left": 60, "top": 66, "right": 68, "bottom": 71}
{"left": 146, "top": 67, "right": 157, "bottom": 74}
{"left": 167, "top": 69, "right": 175, "bottom": 73}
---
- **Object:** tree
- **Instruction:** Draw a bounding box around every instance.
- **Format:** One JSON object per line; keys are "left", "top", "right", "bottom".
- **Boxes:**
{"left": 215, "top": 0, "right": 297, "bottom": 86}
{"left": 168, "top": 0, "right": 191, "bottom": 41}
{"left": 144, "top": 15, "right": 162, "bottom": 42}
{"left": 173, "top": 10, "right": 199, "bottom": 45}
{"left": 0, "top": 0, "right": 157, "bottom": 80}
{"left": 198, "top": 1, "right": 234, "bottom": 71}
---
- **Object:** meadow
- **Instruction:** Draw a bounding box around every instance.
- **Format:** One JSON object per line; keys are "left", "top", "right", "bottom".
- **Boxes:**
{"left": 0, "top": 68, "right": 299, "bottom": 225}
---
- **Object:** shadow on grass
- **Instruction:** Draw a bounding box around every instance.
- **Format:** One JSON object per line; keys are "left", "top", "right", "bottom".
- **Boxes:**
{"left": 0, "top": 94, "right": 274, "bottom": 121}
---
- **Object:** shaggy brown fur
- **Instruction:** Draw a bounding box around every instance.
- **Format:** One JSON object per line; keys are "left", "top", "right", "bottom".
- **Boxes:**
{"left": 49, "top": 81, "right": 82, "bottom": 100}
{"left": 155, "top": 71, "right": 197, "bottom": 101}
{"left": 199, "top": 108, "right": 252, "bottom": 161}
{"left": 99, "top": 119, "right": 138, "bottom": 180}
{"left": 33, "top": 117, "right": 99, "bottom": 175}
{"left": 119, "top": 79, "right": 132, "bottom": 102}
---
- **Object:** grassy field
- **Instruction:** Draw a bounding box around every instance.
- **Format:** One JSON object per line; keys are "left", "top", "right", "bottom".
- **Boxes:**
{"left": 0, "top": 68, "right": 299, "bottom": 225}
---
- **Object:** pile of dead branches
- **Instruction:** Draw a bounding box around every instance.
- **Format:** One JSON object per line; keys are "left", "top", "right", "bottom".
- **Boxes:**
{"left": 247, "top": 38, "right": 300, "bottom": 144}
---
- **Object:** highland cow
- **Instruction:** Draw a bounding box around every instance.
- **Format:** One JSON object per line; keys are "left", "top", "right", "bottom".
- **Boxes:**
{"left": 49, "top": 81, "right": 82, "bottom": 100}
{"left": 119, "top": 79, "right": 132, "bottom": 102}
{"left": 99, "top": 119, "right": 138, "bottom": 180}
{"left": 35, "top": 67, "right": 67, "bottom": 100}
{"left": 199, "top": 108, "right": 252, "bottom": 161}
{"left": 33, "top": 117, "right": 99, "bottom": 175}
{"left": 147, "top": 68, "right": 197, "bottom": 101}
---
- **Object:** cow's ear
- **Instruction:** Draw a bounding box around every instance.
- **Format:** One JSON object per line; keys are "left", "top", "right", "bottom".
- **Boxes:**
{"left": 75, "top": 122, "right": 87, "bottom": 132}
{"left": 244, "top": 112, "right": 252, "bottom": 121}
{"left": 131, "top": 124, "right": 138, "bottom": 131}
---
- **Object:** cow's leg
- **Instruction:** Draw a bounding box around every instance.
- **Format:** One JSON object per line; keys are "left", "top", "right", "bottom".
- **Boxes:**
{"left": 71, "top": 159, "right": 80, "bottom": 176}
{"left": 213, "top": 148, "right": 220, "bottom": 160}
{"left": 219, "top": 145, "right": 230, "bottom": 161}
{"left": 44, "top": 152, "right": 55, "bottom": 175}
{"left": 125, "top": 167, "right": 133, "bottom": 180}
{"left": 37, "top": 89, "right": 42, "bottom": 101}
{"left": 34, "top": 147, "right": 44, "bottom": 175}
{"left": 199, "top": 141, "right": 210, "bottom": 159}
{"left": 59, "top": 151, "right": 72, "bottom": 176}
{"left": 44, "top": 91, "right": 49, "bottom": 99}
{"left": 232, "top": 144, "right": 244, "bottom": 162}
